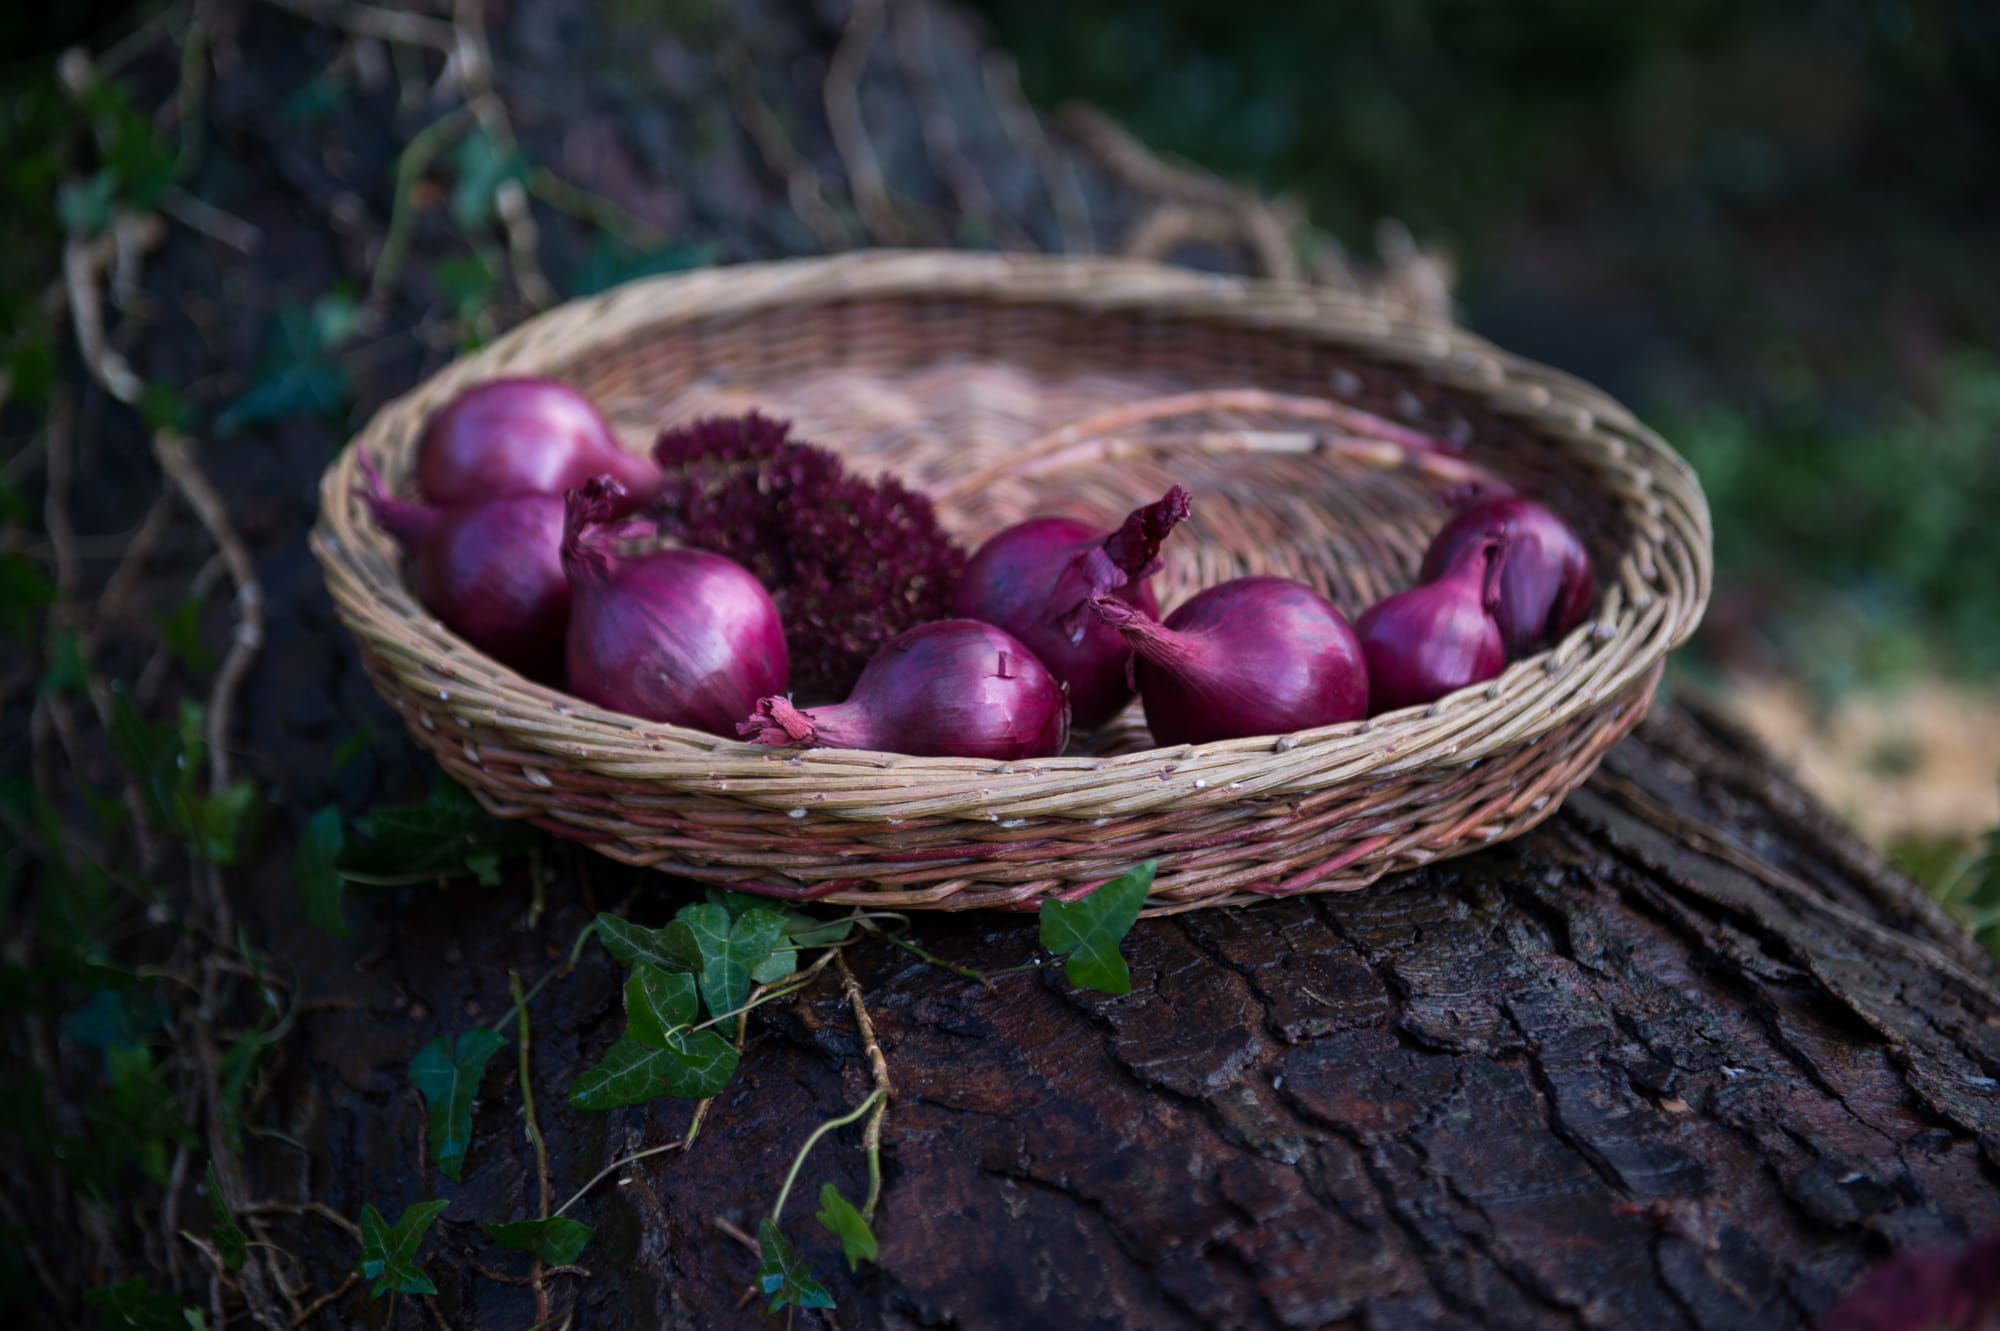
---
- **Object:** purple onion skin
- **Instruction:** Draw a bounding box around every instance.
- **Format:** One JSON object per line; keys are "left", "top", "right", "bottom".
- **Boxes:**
{"left": 739, "top": 619, "right": 1069, "bottom": 760}
{"left": 956, "top": 518, "right": 1157, "bottom": 729}
{"left": 419, "top": 377, "right": 661, "bottom": 510}
{"left": 1357, "top": 543, "right": 1507, "bottom": 714}
{"left": 360, "top": 464, "right": 570, "bottom": 682}
{"left": 562, "top": 480, "right": 788, "bottom": 735}
{"left": 955, "top": 488, "right": 1191, "bottom": 731}
{"left": 1420, "top": 495, "right": 1592, "bottom": 655}
{"left": 1095, "top": 577, "right": 1368, "bottom": 746}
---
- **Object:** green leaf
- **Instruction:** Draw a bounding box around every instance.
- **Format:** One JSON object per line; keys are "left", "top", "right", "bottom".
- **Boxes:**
{"left": 624, "top": 964, "right": 699, "bottom": 1048}
{"left": 674, "top": 902, "right": 786, "bottom": 1019}
{"left": 450, "top": 126, "right": 526, "bottom": 230}
{"left": 481, "top": 1216, "right": 594, "bottom": 1266}
{"left": 206, "top": 1160, "right": 248, "bottom": 1271}
{"left": 705, "top": 889, "right": 854, "bottom": 947}
{"left": 750, "top": 948, "right": 799, "bottom": 984}
{"left": 139, "top": 382, "right": 192, "bottom": 433}
{"left": 409, "top": 1028, "right": 506, "bottom": 1181}
{"left": 566, "top": 1031, "right": 738, "bottom": 1110}
{"left": 344, "top": 779, "right": 534, "bottom": 886}
{"left": 567, "top": 237, "right": 715, "bottom": 297}
{"left": 155, "top": 597, "right": 215, "bottom": 671}
{"left": 37, "top": 626, "right": 85, "bottom": 697}
{"left": 815, "top": 1182, "right": 877, "bottom": 1271}
{"left": 58, "top": 171, "right": 117, "bottom": 235}
{"left": 594, "top": 913, "right": 695, "bottom": 975}
{"left": 755, "top": 1219, "right": 835, "bottom": 1312}
{"left": 358, "top": 1199, "right": 450, "bottom": 1297}
{"left": 196, "top": 781, "right": 263, "bottom": 866}
{"left": 94, "top": 1044, "right": 194, "bottom": 1184}
{"left": 215, "top": 306, "right": 349, "bottom": 436}
{"left": 1038, "top": 860, "right": 1155, "bottom": 995}
{"left": 0, "top": 554, "right": 54, "bottom": 641}
{"left": 295, "top": 806, "right": 348, "bottom": 937}
{"left": 217, "top": 1020, "right": 274, "bottom": 1152}
{"left": 61, "top": 987, "right": 168, "bottom": 1050}
{"left": 84, "top": 1277, "right": 189, "bottom": 1330}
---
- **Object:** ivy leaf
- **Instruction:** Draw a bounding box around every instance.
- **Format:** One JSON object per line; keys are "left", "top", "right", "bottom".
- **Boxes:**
{"left": 624, "top": 964, "right": 699, "bottom": 1048}
{"left": 83, "top": 1277, "right": 189, "bottom": 1330}
{"left": 756, "top": 1219, "right": 835, "bottom": 1312}
{"left": 815, "top": 1182, "right": 877, "bottom": 1271}
{"left": 750, "top": 948, "right": 799, "bottom": 984}
{"left": 595, "top": 913, "right": 695, "bottom": 975}
{"left": 481, "top": 1216, "right": 594, "bottom": 1266}
{"left": 1038, "top": 860, "right": 1155, "bottom": 995}
{"left": 706, "top": 889, "right": 856, "bottom": 948}
{"left": 155, "top": 597, "right": 215, "bottom": 671}
{"left": 409, "top": 1028, "right": 506, "bottom": 1181}
{"left": 37, "top": 626, "right": 86, "bottom": 697}
{"left": 0, "top": 555, "right": 53, "bottom": 642}
{"left": 93, "top": 1044, "right": 194, "bottom": 1184}
{"left": 566, "top": 1031, "right": 738, "bottom": 1110}
{"left": 217, "top": 1020, "right": 275, "bottom": 1151}
{"left": 206, "top": 1161, "right": 248, "bottom": 1271}
{"left": 216, "top": 305, "right": 349, "bottom": 437}
{"left": 358, "top": 1199, "right": 450, "bottom": 1297}
{"left": 195, "top": 780, "right": 263, "bottom": 867}
{"left": 58, "top": 172, "right": 118, "bottom": 235}
{"left": 295, "top": 806, "right": 348, "bottom": 937}
{"left": 344, "top": 779, "right": 534, "bottom": 886}
{"left": 60, "top": 987, "right": 168, "bottom": 1051}
{"left": 567, "top": 237, "right": 715, "bottom": 297}
{"left": 673, "top": 902, "right": 787, "bottom": 1019}
{"left": 450, "top": 126, "right": 527, "bottom": 230}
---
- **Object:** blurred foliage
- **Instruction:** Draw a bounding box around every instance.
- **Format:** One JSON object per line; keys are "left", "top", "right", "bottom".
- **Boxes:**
{"left": 980, "top": 0, "right": 2000, "bottom": 685}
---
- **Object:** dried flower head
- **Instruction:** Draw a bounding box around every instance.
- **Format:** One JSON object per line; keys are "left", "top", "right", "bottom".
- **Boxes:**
{"left": 652, "top": 413, "right": 966, "bottom": 701}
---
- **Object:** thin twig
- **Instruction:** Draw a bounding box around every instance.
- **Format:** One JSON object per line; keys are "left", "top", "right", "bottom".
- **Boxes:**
{"left": 552, "top": 1141, "right": 683, "bottom": 1218}
{"left": 981, "top": 46, "right": 1090, "bottom": 252}
{"left": 260, "top": 0, "right": 455, "bottom": 50}
{"left": 63, "top": 234, "right": 144, "bottom": 403}
{"left": 369, "top": 104, "right": 475, "bottom": 306}
{"left": 895, "top": 0, "right": 1029, "bottom": 249}
{"left": 510, "top": 969, "right": 553, "bottom": 1328}
{"left": 834, "top": 951, "right": 893, "bottom": 1219}
{"left": 824, "top": 0, "right": 911, "bottom": 246}
{"left": 242, "top": 1200, "right": 365, "bottom": 1243}
{"left": 162, "top": 187, "right": 262, "bottom": 254}
{"left": 769, "top": 1090, "right": 885, "bottom": 1225}
{"left": 290, "top": 1272, "right": 360, "bottom": 1327}
{"left": 720, "top": 43, "right": 854, "bottom": 251}
{"left": 526, "top": 169, "right": 665, "bottom": 252}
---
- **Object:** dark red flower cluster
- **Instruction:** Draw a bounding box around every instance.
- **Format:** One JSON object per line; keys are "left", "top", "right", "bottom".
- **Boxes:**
{"left": 651, "top": 413, "right": 966, "bottom": 701}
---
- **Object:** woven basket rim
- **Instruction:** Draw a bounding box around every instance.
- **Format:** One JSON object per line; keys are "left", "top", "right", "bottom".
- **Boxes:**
{"left": 311, "top": 250, "right": 1711, "bottom": 824}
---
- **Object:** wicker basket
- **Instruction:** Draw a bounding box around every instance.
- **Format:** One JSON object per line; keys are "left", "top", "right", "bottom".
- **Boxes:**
{"left": 313, "top": 251, "right": 1710, "bottom": 914}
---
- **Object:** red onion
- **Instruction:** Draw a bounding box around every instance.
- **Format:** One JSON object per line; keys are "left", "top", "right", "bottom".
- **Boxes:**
{"left": 1090, "top": 577, "right": 1368, "bottom": 745}
{"left": 738, "top": 619, "right": 1068, "bottom": 760}
{"left": 955, "top": 487, "right": 1191, "bottom": 731}
{"left": 357, "top": 455, "right": 569, "bottom": 681}
{"left": 562, "top": 478, "right": 788, "bottom": 735}
{"left": 1420, "top": 494, "right": 1592, "bottom": 655}
{"left": 418, "top": 377, "right": 660, "bottom": 510}
{"left": 1358, "top": 539, "right": 1507, "bottom": 714}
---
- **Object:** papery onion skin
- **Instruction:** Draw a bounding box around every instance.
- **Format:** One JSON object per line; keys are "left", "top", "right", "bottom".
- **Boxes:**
{"left": 1419, "top": 494, "right": 1593, "bottom": 655}
{"left": 419, "top": 377, "right": 660, "bottom": 510}
{"left": 955, "top": 487, "right": 1191, "bottom": 731}
{"left": 1093, "top": 576, "right": 1369, "bottom": 746}
{"left": 1358, "top": 540, "right": 1507, "bottom": 714}
{"left": 738, "top": 619, "right": 1069, "bottom": 760}
{"left": 357, "top": 455, "right": 570, "bottom": 682}
{"left": 562, "top": 477, "right": 787, "bottom": 735}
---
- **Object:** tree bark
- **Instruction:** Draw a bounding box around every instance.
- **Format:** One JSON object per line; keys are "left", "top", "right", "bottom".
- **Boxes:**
{"left": 12, "top": 1, "right": 1998, "bottom": 1328}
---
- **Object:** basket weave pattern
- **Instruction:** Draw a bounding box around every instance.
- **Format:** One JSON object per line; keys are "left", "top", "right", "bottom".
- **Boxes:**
{"left": 313, "top": 252, "right": 1710, "bottom": 913}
